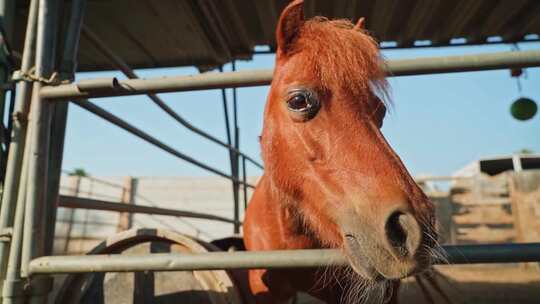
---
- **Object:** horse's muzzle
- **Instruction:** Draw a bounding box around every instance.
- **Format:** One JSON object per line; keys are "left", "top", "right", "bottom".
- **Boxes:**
{"left": 340, "top": 207, "right": 433, "bottom": 281}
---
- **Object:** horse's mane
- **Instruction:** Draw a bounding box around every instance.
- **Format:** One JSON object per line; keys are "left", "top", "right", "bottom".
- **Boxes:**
{"left": 291, "top": 17, "right": 389, "bottom": 105}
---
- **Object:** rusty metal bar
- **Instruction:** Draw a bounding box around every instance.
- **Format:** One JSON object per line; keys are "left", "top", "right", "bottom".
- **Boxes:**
{"left": 27, "top": 242, "right": 540, "bottom": 275}
{"left": 58, "top": 195, "right": 240, "bottom": 225}
{"left": 40, "top": 50, "right": 540, "bottom": 100}
{"left": 72, "top": 99, "right": 255, "bottom": 189}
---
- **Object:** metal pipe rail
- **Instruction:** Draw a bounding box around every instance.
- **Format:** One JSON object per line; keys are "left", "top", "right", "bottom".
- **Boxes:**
{"left": 28, "top": 243, "right": 540, "bottom": 275}
{"left": 81, "top": 26, "right": 263, "bottom": 170}
{"left": 72, "top": 99, "right": 255, "bottom": 189}
{"left": 58, "top": 195, "right": 240, "bottom": 225}
{"left": 40, "top": 50, "right": 540, "bottom": 101}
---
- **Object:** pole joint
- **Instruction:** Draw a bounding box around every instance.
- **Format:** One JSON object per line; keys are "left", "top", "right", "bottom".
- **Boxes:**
{"left": 0, "top": 228, "right": 12, "bottom": 242}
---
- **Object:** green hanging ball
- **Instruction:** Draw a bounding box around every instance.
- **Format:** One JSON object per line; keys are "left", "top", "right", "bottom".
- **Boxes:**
{"left": 510, "top": 97, "right": 537, "bottom": 121}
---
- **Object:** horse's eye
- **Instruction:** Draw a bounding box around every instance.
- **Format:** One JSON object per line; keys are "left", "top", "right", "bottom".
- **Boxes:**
{"left": 288, "top": 94, "right": 308, "bottom": 110}
{"left": 286, "top": 90, "right": 320, "bottom": 121}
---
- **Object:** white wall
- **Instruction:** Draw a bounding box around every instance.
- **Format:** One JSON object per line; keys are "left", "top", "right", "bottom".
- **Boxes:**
{"left": 55, "top": 175, "right": 256, "bottom": 254}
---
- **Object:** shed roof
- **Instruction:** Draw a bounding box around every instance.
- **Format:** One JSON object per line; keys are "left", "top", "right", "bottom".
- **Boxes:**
{"left": 12, "top": 0, "right": 540, "bottom": 72}
{"left": 453, "top": 154, "right": 540, "bottom": 177}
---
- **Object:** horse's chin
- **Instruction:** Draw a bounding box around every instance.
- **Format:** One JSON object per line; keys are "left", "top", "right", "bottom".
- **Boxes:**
{"left": 342, "top": 236, "right": 385, "bottom": 282}
{"left": 342, "top": 234, "right": 422, "bottom": 282}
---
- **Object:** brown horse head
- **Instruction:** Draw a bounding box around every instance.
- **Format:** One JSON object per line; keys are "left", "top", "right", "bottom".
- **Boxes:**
{"left": 261, "top": 0, "right": 437, "bottom": 281}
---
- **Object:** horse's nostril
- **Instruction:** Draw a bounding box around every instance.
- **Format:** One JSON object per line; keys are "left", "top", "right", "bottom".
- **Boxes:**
{"left": 385, "top": 212, "right": 408, "bottom": 256}
{"left": 385, "top": 211, "right": 421, "bottom": 258}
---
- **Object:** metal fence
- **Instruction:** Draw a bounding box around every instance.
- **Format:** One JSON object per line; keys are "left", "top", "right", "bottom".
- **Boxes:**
{"left": 0, "top": 0, "right": 539, "bottom": 302}
{"left": 27, "top": 243, "right": 540, "bottom": 275}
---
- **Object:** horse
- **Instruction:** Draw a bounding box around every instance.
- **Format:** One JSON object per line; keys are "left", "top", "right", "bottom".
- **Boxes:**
{"left": 243, "top": 1, "right": 439, "bottom": 303}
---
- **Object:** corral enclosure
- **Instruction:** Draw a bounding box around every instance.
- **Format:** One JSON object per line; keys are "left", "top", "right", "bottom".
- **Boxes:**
{"left": 53, "top": 168, "right": 540, "bottom": 303}
{"left": 55, "top": 169, "right": 540, "bottom": 255}
{"left": 1, "top": 0, "right": 539, "bottom": 303}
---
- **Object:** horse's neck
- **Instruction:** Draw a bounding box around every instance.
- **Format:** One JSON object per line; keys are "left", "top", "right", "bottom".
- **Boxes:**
{"left": 258, "top": 175, "right": 321, "bottom": 249}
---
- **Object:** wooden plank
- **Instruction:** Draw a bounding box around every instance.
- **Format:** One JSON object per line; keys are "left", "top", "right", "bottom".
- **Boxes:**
{"left": 116, "top": 177, "right": 136, "bottom": 232}
{"left": 62, "top": 175, "right": 81, "bottom": 253}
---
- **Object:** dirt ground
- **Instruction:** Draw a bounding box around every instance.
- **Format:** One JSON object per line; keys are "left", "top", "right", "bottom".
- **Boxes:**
{"left": 296, "top": 264, "right": 540, "bottom": 303}
{"left": 399, "top": 264, "right": 540, "bottom": 304}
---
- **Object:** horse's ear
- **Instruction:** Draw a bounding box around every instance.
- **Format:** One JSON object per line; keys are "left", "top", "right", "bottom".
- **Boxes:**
{"left": 276, "top": 0, "right": 305, "bottom": 55}
{"left": 353, "top": 17, "right": 365, "bottom": 31}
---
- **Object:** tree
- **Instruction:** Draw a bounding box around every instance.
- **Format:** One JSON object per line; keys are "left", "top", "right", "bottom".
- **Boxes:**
{"left": 516, "top": 148, "right": 534, "bottom": 155}
{"left": 68, "top": 168, "right": 89, "bottom": 177}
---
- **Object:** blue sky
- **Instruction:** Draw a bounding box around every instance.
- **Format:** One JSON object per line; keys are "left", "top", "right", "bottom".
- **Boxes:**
{"left": 62, "top": 42, "right": 540, "bottom": 179}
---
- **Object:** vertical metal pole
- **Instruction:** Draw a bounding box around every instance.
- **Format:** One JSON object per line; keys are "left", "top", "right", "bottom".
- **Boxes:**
{"left": 219, "top": 73, "right": 233, "bottom": 148}
{"left": 219, "top": 69, "right": 240, "bottom": 234}
{"left": 21, "top": 3, "right": 60, "bottom": 301}
{"left": 4, "top": 91, "right": 15, "bottom": 151}
{"left": 233, "top": 127, "right": 240, "bottom": 233}
{"left": 0, "top": 1, "right": 14, "bottom": 43}
{"left": 44, "top": 0, "right": 87, "bottom": 257}
{"left": 242, "top": 156, "right": 248, "bottom": 210}
{"left": 231, "top": 61, "right": 240, "bottom": 234}
{"left": 0, "top": 0, "right": 38, "bottom": 292}
{"left": 0, "top": 0, "right": 15, "bottom": 149}
{"left": 22, "top": 0, "right": 62, "bottom": 300}
{"left": 2, "top": 127, "right": 32, "bottom": 304}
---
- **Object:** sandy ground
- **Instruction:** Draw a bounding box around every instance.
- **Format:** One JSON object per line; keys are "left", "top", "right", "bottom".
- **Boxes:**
{"left": 399, "top": 264, "right": 540, "bottom": 304}
{"left": 296, "top": 264, "right": 540, "bottom": 303}
{"left": 50, "top": 261, "right": 540, "bottom": 303}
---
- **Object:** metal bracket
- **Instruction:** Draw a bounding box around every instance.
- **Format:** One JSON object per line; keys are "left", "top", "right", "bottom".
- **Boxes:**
{"left": 12, "top": 111, "right": 28, "bottom": 127}
{"left": 12, "top": 68, "right": 67, "bottom": 85}
{"left": 2, "top": 276, "right": 54, "bottom": 299}
{"left": 25, "top": 276, "right": 53, "bottom": 296}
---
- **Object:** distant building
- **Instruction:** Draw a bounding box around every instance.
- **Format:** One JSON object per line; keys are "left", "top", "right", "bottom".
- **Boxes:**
{"left": 453, "top": 154, "right": 540, "bottom": 177}
{"left": 448, "top": 154, "right": 540, "bottom": 245}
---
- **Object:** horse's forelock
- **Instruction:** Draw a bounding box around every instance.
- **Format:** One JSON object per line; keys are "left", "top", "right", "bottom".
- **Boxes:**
{"left": 291, "top": 17, "right": 390, "bottom": 107}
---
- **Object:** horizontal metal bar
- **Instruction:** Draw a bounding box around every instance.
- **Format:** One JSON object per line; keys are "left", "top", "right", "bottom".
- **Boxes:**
{"left": 40, "top": 50, "right": 540, "bottom": 101}
{"left": 58, "top": 195, "right": 240, "bottom": 225}
{"left": 81, "top": 26, "right": 264, "bottom": 170}
{"left": 72, "top": 99, "right": 255, "bottom": 189}
{"left": 414, "top": 176, "right": 472, "bottom": 182}
{"left": 42, "top": 70, "right": 273, "bottom": 100}
{"left": 252, "top": 38, "right": 540, "bottom": 54}
{"left": 28, "top": 243, "right": 540, "bottom": 275}
{"left": 387, "top": 49, "right": 540, "bottom": 76}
